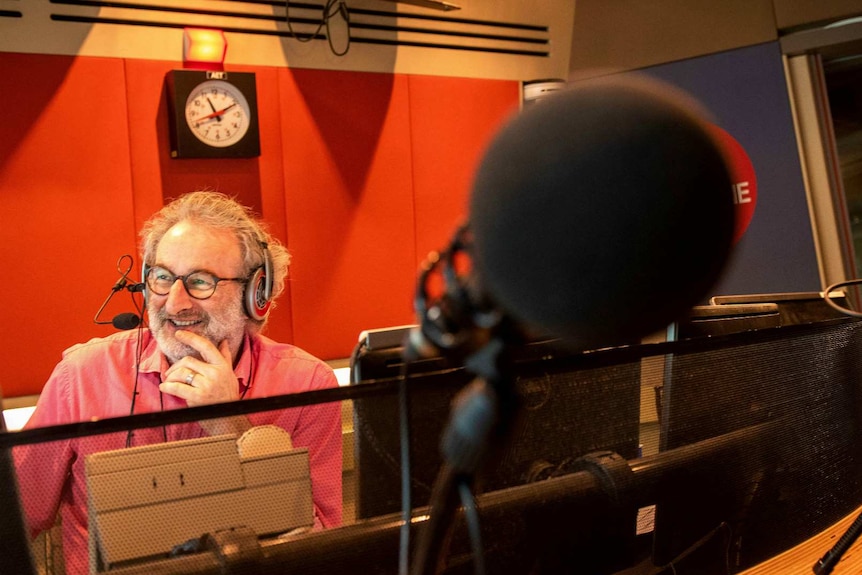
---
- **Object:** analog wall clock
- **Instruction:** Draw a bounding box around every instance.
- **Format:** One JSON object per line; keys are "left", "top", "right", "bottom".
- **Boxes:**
{"left": 166, "top": 70, "right": 261, "bottom": 159}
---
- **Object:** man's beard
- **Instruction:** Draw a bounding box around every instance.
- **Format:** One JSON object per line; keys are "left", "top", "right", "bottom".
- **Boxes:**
{"left": 149, "top": 300, "right": 248, "bottom": 363}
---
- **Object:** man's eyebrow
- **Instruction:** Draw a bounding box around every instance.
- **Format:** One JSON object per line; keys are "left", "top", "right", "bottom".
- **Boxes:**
{"left": 151, "top": 265, "right": 222, "bottom": 276}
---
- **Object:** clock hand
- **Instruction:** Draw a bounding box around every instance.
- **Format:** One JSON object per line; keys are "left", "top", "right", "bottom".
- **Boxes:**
{"left": 193, "top": 103, "right": 238, "bottom": 127}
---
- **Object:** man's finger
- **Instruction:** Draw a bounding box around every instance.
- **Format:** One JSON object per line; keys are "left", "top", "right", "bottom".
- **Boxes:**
{"left": 175, "top": 330, "right": 223, "bottom": 364}
{"left": 219, "top": 339, "right": 232, "bottom": 362}
{"left": 159, "top": 380, "right": 196, "bottom": 401}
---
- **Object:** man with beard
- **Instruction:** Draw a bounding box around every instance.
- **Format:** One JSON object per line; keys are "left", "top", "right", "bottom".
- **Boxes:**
{"left": 13, "top": 191, "right": 342, "bottom": 575}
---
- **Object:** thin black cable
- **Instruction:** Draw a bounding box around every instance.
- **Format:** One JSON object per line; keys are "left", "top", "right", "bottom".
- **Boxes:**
{"left": 459, "top": 479, "right": 486, "bottom": 575}
{"left": 240, "top": 336, "right": 256, "bottom": 400}
{"left": 159, "top": 390, "right": 167, "bottom": 443}
{"left": 285, "top": 0, "right": 328, "bottom": 42}
{"left": 398, "top": 357, "right": 414, "bottom": 575}
{"left": 652, "top": 522, "right": 732, "bottom": 575}
{"left": 129, "top": 284, "right": 145, "bottom": 320}
{"left": 326, "top": 0, "right": 351, "bottom": 56}
{"left": 825, "top": 279, "right": 862, "bottom": 318}
{"left": 124, "top": 272, "right": 148, "bottom": 447}
{"left": 284, "top": 0, "right": 350, "bottom": 56}
{"left": 124, "top": 319, "right": 146, "bottom": 448}
{"left": 94, "top": 254, "right": 136, "bottom": 326}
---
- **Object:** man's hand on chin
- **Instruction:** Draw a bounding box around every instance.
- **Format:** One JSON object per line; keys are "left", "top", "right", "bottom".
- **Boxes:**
{"left": 160, "top": 330, "right": 252, "bottom": 436}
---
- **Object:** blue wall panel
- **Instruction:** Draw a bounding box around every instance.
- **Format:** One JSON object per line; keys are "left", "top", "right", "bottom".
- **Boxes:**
{"left": 639, "top": 41, "right": 820, "bottom": 297}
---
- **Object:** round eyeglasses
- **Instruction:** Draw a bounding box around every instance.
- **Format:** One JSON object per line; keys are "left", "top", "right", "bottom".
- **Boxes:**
{"left": 146, "top": 266, "right": 247, "bottom": 300}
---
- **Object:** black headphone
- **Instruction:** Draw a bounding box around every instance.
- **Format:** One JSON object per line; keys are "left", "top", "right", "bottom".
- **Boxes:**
{"left": 141, "top": 241, "right": 273, "bottom": 321}
{"left": 244, "top": 242, "right": 273, "bottom": 321}
{"left": 408, "top": 224, "right": 499, "bottom": 361}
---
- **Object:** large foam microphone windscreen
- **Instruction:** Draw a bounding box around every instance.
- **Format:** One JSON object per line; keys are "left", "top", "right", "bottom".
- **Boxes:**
{"left": 469, "top": 76, "right": 736, "bottom": 348}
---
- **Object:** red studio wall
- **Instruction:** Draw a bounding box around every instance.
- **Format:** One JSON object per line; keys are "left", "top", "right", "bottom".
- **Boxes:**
{"left": 0, "top": 51, "right": 520, "bottom": 398}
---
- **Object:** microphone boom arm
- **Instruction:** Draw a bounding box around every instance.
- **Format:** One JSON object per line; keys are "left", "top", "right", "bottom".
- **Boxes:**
{"left": 93, "top": 255, "right": 144, "bottom": 328}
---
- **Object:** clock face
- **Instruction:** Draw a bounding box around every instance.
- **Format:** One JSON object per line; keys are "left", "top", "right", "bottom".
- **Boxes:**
{"left": 184, "top": 80, "right": 252, "bottom": 148}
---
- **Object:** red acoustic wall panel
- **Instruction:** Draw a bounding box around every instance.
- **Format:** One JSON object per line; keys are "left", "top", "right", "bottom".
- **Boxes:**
{"left": 278, "top": 68, "right": 418, "bottom": 359}
{"left": 0, "top": 54, "right": 138, "bottom": 398}
{"left": 275, "top": 71, "right": 520, "bottom": 360}
{"left": 408, "top": 76, "right": 521, "bottom": 261}
{"left": 250, "top": 67, "right": 295, "bottom": 346}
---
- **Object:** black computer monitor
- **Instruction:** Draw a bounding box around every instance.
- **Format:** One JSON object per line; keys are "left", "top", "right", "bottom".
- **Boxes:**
{"left": 349, "top": 327, "right": 643, "bottom": 520}
{"left": 652, "top": 314, "right": 862, "bottom": 572}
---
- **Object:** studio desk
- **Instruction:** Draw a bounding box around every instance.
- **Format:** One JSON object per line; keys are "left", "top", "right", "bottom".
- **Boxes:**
{"left": 740, "top": 503, "right": 862, "bottom": 574}
{"left": 6, "top": 298, "right": 862, "bottom": 575}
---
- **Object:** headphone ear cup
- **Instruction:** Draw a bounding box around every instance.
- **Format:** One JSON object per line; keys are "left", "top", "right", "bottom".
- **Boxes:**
{"left": 244, "top": 266, "right": 272, "bottom": 321}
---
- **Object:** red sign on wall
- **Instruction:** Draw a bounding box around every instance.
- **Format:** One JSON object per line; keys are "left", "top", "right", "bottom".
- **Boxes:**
{"left": 709, "top": 124, "right": 757, "bottom": 244}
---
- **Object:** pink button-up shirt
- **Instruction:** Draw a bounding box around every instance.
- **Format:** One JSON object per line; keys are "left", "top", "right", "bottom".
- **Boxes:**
{"left": 13, "top": 329, "right": 342, "bottom": 575}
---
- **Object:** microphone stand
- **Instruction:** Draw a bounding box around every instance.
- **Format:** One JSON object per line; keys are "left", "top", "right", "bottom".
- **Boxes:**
{"left": 410, "top": 334, "right": 521, "bottom": 575}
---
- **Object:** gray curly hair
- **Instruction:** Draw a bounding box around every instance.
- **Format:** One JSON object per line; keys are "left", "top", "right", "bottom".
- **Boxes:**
{"left": 139, "top": 191, "right": 290, "bottom": 330}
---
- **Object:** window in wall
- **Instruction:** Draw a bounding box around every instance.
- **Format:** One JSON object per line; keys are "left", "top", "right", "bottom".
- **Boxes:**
{"left": 826, "top": 59, "right": 862, "bottom": 277}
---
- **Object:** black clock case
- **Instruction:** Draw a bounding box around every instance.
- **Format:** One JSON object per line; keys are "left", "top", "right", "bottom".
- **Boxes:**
{"left": 165, "top": 69, "right": 261, "bottom": 159}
